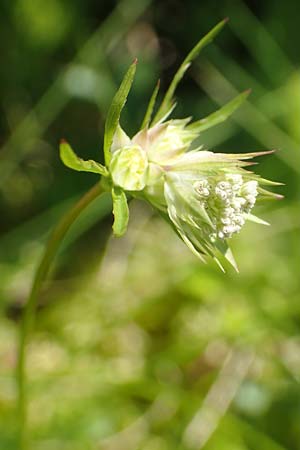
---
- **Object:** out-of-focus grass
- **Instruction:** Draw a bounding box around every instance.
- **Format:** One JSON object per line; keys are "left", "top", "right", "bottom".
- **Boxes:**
{"left": 0, "top": 1, "right": 300, "bottom": 449}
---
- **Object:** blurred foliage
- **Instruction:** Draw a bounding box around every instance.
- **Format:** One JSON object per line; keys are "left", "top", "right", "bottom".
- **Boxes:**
{"left": 0, "top": 0, "right": 300, "bottom": 449}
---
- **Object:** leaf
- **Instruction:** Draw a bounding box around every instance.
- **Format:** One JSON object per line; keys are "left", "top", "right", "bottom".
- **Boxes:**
{"left": 104, "top": 60, "right": 137, "bottom": 166}
{"left": 153, "top": 19, "right": 228, "bottom": 123}
{"left": 187, "top": 90, "right": 251, "bottom": 134}
{"left": 112, "top": 187, "right": 129, "bottom": 237}
{"left": 140, "top": 79, "right": 160, "bottom": 130}
{"left": 60, "top": 140, "right": 108, "bottom": 176}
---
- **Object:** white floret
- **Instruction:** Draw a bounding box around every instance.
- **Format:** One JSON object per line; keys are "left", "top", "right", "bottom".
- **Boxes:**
{"left": 194, "top": 173, "right": 259, "bottom": 241}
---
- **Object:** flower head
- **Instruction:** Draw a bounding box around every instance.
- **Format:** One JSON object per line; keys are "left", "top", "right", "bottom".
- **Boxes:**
{"left": 107, "top": 118, "right": 281, "bottom": 270}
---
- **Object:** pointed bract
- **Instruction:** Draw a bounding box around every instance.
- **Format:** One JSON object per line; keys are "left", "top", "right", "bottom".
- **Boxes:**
{"left": 154, "top": 19, "right": 228, "bottom": 123}
{"left": 104, "top": 60, "right": 137, "bottom": 166}
{"left": 187, "top": 90, "right": 251, "bottom": 134}
{"left": 140, "top": 80, "right": 160, "bottom": 130}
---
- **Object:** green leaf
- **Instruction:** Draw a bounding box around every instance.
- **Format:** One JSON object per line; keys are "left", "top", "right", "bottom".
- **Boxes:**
{"left": 104, "top": 60, "right": 137, "bottom": 166}
{"left": 187, "top": 89, "right": 251, "bottom": 134}
{"left": 153, "top": 19, "right": 228, "bottom": 123}
{"left": 60, "top": 140, "right": 108, "bottom": 176}
{"left": 140, "top": 79, "right": 160, "bottom": 130}
{"left": 112, "top": 187, "right": 129, "bottom": 237}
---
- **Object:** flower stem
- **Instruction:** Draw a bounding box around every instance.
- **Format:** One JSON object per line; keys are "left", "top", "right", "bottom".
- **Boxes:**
{"left": 16, "top": 181, "right": 105, "bottom": 450}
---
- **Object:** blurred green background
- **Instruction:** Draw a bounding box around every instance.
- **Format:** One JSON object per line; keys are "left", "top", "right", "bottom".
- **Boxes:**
{"left": 0, "top": 0, "right": 299, "bottom": 449}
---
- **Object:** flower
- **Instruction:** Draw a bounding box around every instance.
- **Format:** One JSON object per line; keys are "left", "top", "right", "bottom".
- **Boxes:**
{"left": 108, "top": 118, "right": 281, "bottom": 270}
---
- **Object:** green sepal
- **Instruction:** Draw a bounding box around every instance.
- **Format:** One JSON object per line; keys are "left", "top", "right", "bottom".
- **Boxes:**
{"left": 112, "top": 186, "right": 129, "bottom": 237}
{"left": 187, "top": 90, "right": 251, "bottom": 134}
{"left": 153, "top": 19, "right": 228, "bottom": 123}
{"left": 60, "top": 140, "right": 108, "bottom": 176}
{"left": 104, "top": 60, "right": 137, "bottom": 166}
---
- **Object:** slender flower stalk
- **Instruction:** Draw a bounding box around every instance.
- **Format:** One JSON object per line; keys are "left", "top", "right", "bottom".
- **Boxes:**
{"left": 17, "top": 182, "right": 104, "bottom": 450}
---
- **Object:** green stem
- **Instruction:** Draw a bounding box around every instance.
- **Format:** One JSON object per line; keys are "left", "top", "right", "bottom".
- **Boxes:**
{"left": 16, "top": 181, "right": 105, "bottom": 450}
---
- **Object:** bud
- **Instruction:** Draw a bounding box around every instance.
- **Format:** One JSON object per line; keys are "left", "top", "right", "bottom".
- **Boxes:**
{"left": 109, "top": 145, "right": 148, "bottom": 191}
{"left": 133, "top": 119, "right": 198, "bottom": 163}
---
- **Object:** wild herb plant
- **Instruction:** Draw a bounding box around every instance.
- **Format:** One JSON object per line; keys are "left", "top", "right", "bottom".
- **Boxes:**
{"left": 17, "top": 19, "right": 281, "bottom": 449}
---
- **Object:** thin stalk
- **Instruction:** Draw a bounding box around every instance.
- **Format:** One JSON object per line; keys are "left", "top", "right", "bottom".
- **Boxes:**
{"left": 16, "top": 181, "right": 105, "bottom": 450}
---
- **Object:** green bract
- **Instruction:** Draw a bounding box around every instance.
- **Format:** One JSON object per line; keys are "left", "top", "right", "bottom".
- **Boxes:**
{"left": 60, "top": 20, "right": 282, "bottom": 270}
